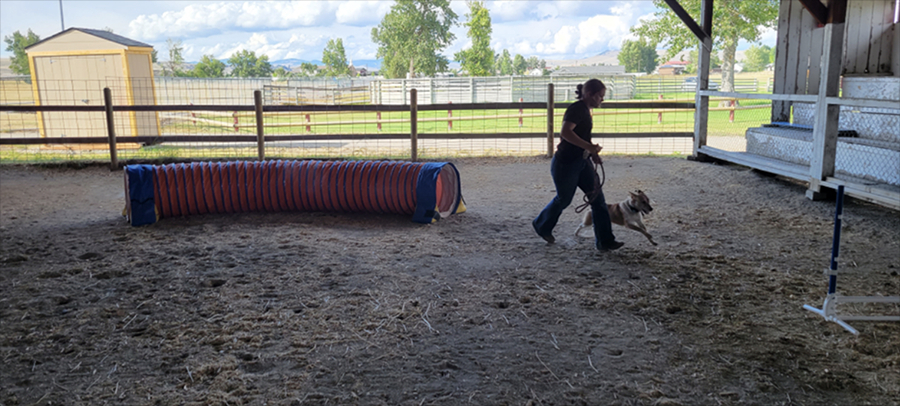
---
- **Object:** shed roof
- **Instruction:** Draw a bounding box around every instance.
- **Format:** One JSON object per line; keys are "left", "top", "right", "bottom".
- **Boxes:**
{"left": 26, "top": 27, "right": 152, "bottom": 51}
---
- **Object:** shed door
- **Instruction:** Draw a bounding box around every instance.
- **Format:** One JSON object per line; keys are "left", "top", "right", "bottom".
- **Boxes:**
{"left": 34, "top": 54, "right": 126, "bottom": 138}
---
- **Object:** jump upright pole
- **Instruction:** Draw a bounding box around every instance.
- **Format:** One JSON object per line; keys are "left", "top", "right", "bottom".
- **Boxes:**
{"left": 803, "top": 185, "right": 858, "bottom": 333}
{"left": 803, "top": 185, "right": 900, "bottom": 334}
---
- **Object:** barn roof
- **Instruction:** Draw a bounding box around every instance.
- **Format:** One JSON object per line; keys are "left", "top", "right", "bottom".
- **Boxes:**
{"left": 25, "top": 27, "right": 153, "bottom": 50}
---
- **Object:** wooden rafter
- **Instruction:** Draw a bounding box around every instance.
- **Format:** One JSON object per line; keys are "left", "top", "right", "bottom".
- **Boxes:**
{"left": 662, "top": 0, "right": 711, "bottom": 42}
{"left": 826, "top": 0, "right": 847, "bottom": 24}
{"left": 797, "top": 0, "right": 848, "bottom": 26}
{"left": 797, "top": 0, "right": 828, "bottom": 26}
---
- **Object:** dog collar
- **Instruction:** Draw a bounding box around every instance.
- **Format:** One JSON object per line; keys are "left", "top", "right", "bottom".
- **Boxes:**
{"left": 626, "top": 203, "right": 640, "bottom": 213}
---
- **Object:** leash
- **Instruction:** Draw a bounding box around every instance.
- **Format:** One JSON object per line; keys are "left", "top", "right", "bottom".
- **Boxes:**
{"left": 574, "top": 156, "right": 605, "bottom": 214}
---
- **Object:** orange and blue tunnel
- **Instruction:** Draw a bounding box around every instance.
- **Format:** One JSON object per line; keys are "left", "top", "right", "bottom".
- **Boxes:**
{"left": 124, "top": 160, "right": 465, "bottom": 226}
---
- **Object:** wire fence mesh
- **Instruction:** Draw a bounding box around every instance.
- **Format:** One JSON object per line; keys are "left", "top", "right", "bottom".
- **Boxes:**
{"left": 0, "top": 73, "right": 787, "bottom": 165}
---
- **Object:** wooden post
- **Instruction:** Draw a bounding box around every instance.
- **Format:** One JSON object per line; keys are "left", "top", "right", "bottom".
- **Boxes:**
{"left": 447, "top": 100, "right": 453, "bottom": 131}
{"left": 376, "top": 111, "right": 382, "bottom": 132}
{"left": 518, "top": 97, "right": 523, "bottom": 127}
{"left": 255, "top": 90, "right": 264, "bottom": 161}
{"left": 410, "top": 88, "right": 418, "bottom": 162}
{"left": 729, "top": 99, "right": 736, "bottom": 123}
{"left": 657, "top": 94, "right": 664, "bottom": 124}
{"left": 807, "top": 21, "right": 845, "bottom": 200}
{"left": 771, "top": 0, "right": 793, "bottom": 122}
{"left": 104, "top": 87, "right": 118, "bottom": 171}
{"left": 691, "top": 0, "right": 713, "bottom": 159}
{"left": 546, "top": 83, "right": 554, "bottom": 158}
{"left": 233, "top": 111, "right": 239, "bottom": 132}
{"left": 305, "top": 114, "right": 311, "bottom": 133}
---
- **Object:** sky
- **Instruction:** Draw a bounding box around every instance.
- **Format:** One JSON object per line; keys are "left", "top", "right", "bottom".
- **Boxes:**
{"left": 1, "top": 0, "right": 778, "bottom": 66}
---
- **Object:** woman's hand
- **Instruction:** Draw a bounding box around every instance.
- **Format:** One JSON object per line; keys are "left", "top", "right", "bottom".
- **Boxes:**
{"left": 588, "top": 144, "right": 603, "bottom": 155}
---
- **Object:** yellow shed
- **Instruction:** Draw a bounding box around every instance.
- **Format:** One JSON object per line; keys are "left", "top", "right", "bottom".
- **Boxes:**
{"left": 25, "top": 27, "right": 159, "bottom": 139}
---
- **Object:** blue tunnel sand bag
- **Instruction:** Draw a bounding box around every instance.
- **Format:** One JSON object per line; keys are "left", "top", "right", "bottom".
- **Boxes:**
{"left": 124, "top": 160, "right": 466, "bottom": 226}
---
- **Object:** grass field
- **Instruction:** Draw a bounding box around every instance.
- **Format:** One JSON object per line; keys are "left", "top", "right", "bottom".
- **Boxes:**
{"left": 1, "top": 73, "right": 775, "bottom": 162}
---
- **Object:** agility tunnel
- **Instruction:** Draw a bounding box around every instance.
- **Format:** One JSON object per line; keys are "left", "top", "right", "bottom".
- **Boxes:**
{"left": 124, "top": 160, "right": 465, "bottom": 226}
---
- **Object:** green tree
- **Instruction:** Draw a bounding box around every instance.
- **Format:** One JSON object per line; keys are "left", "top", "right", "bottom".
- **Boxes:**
{"left": 631, "top": 0, "right": 778, "bottom": 91}
{"left": 227, "top": 50, "right": 273, "bottom": 78}
{"left": 151, "top": 49, "right": 158, "bottom": 63}
{"left": 273, "top": 66, "right": 295, "bottom": 80}
{"left": 3, "top": 29, "right": 40, "bottom": 75}
{"left": 743, "top": 44, "right": 772, "bottom": 72}
{"left": 685, "top": 49, "right": 721, "bottom": 74}
{"left": 299, "top": 62, "right": 320, "bottom": 77}
{"left": 525, "top": 56, "right": 545, "bottom": 71}
{"left": 322, "top": 38, "right": 350, "bottom": 76}
{"left": 454, "top": 1, "right": 493, "bottom": 77}
{"left": 164, "top": 38, "right": 186, "bottom": 76}
{"left": 513, "top": 54, "right": 527, "bottom": 75}
{"left": 496, "top": 49, "right": 513, "bottom": 75}
{"left": 371, "top": 0, "right": 458, "bottom": 78}
{"left": 191, "top": 55, "right": 226, "bottom": 78}
{"left": 617, "top": 39, "right": 659, "bottom": 74}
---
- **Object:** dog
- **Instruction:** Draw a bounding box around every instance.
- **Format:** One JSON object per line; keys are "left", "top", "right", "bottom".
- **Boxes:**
{"left": 575, "top": 190, "right": 657, "bottom": 246}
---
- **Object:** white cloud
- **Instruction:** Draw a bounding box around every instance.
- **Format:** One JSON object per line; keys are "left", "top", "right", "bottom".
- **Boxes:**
{"left": 336, "top": 1, "right": 391, "bottom": 26}
{"left": 511, "top": 40, "right": 534, "bottom": 55}
{"left": 533, "top": 3, "right": 560, "bottom": 21}
{"left": 217, "top": 32, "right": 320, "bottom": 61}
{"left": 543, "top": 25, "right": 578, "bottom": 55}
{"left": 575, "top": 14, "right": 632, "bottom": 53}
{"left": 128, "top": 1, "right": 335, "bottom": 42}
{"left": 488, "top": 1, "right": 530, "bottom": 23}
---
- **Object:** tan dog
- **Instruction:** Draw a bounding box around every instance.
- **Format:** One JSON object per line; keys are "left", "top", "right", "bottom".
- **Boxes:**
{"left": 575, "top": 190, "right": 657, "bottom": 246}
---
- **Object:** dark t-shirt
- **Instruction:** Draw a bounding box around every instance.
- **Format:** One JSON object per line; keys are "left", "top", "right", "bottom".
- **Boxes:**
{"left": 556, "top": 100, "right": 593, "bottom": 162}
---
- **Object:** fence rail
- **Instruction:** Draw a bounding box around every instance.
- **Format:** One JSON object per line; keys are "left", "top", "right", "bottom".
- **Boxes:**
{"left": 1, "top": 84, "right": 700, "bottom": 168}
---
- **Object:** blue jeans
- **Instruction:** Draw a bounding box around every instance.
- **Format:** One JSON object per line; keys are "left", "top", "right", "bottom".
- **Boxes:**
{"left": 533, "top": 155, "right": 617, "bottom": 249}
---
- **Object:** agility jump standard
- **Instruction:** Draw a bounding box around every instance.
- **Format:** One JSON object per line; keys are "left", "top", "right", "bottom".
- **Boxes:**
{"left": 803, "top": 185, "right": 900, "bottom": 334}
{"left": 124, "top": 160, "right": 466, "bottom": 226}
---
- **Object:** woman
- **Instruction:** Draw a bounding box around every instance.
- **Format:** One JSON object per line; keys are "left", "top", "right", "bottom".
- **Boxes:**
{"left": 532, "top": 79, "right": 623, "bottom": 251}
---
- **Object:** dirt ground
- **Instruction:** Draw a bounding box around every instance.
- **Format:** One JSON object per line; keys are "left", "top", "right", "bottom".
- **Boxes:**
{"left": 1, "top": 156, "right": 898, "bottom": 406}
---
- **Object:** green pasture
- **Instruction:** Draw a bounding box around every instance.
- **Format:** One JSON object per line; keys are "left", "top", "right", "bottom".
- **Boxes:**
{"left": 180, "top": 98, "right": 771, "bottom": 138}
{"left": 3, "top": 81, "right": 774, "bottom": 163}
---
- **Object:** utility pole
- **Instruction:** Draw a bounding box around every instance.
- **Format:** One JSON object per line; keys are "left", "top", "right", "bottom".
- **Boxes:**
{"left": 59, "top": 0, "right": 65, "bottom": 31}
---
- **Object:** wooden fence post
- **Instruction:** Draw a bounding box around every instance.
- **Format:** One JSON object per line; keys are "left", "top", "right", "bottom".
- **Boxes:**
{"left": 518, "top": 98, "right": 523, "bottom": 127}
{"left": 729, "top": 99, "right": 736, "bottom": 123}
{"left": 657, "top": 94, "right": 664, "bottom": 124}
{"left": 447, "top": 100, "right": 453, "bottom": 131}
{"left": 104, "top": 87, "right": 118, "bottom": 171}
{"left": 410, "top": 88, "right": 418, "bottom": 162}
{"left": 546, "top": 83, "right": 554, "bottom": 158}
{"left": 255, "top": 90, "right": 264, "bottom": 161}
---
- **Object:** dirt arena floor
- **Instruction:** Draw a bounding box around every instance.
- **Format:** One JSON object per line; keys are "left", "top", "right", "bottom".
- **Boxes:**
{"left": 1, "top": 156, "right": 898, "bottom": 406}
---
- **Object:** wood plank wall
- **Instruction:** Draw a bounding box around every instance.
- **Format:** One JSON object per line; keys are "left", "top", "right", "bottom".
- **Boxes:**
{"left": 771, "top": 0, "right": 896, "bottom": 122}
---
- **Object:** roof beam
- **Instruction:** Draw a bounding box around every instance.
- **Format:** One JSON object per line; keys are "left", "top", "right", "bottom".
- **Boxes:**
{"left": 826, "top": 0, "right": 847, "bottom": 24}
{"left": 662, "top": 0, "right": 711, "bottom": 43}
{"left": 797, "top": 0, "right": 828, "bottom": 26}
{"left": 797, "top": 0, "right": 847, "bottom": 26}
